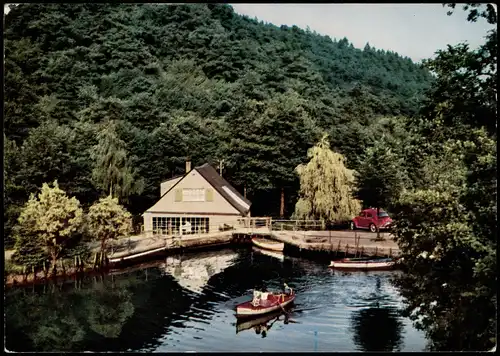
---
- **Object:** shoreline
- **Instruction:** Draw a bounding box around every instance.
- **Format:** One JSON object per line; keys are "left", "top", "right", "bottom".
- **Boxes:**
{"left": 5, "top": 229, "right": 400, "bottom": 287}
{"left": 4, "top": 266, "right": 106, "bottom": 288}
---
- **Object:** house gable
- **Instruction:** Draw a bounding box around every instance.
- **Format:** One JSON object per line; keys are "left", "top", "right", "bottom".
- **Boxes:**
{"left": 146, "top": 169, "right": 243, "bottom": 215}
{"left": 195, "top": 164, "right": 251, "bottom": 215}
{"left": 160, "top": 176, "right": 183, "bottom": 196}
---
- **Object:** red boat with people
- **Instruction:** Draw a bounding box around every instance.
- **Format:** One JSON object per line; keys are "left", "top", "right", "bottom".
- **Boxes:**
{"left": 236, "top": 283, "right": 295, "bottom": 318}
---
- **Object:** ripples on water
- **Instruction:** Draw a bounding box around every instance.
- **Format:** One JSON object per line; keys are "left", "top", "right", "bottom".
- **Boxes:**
{"left": 5, "top": 247, "right": 427, "bottom": 352}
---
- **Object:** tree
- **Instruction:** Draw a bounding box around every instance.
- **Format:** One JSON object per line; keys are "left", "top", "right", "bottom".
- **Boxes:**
{"left": 293, "top": 134, "right": 361, "bottom": 222}
{"left": 391, "top": 4, "right": 497, "bottom": 350}
{"left": 4, "top": 2, "right": 434, "bottom": 222}
{"left": 15, "top": 180, "right": 84, "bottom": 274}
{"left": 421, "top": 4, "right": 497, "bottom": 138}
{"left": 224, "top": 90, "right": 319, "bottom": 217}
{"left": 90, "top": 120, "right": 144, "bottom": 203}
{"left": 87, "top": 195, "right": 132, "bottom": 258}
{"left": 355, "top": 139, "right": 406, "bottom": 239}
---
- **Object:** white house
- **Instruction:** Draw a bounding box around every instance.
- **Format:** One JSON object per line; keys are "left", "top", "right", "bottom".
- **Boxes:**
{"left": 142, "top": 161, "right": 251, "bottom": 236}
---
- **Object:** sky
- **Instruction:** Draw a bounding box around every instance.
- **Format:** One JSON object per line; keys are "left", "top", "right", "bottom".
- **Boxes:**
{"left": 230, "top": 4, "right": 496, "bottom": 63}
{"left": 4, "top": 3, "right": 495, "bottom": 63}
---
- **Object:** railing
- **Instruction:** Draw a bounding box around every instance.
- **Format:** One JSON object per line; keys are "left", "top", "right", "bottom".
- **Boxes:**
{"left": 109, "top": 218, "right": 273, "bottom": 256}
{"left": 237, "top": 217, "right": 272, "bottom": 229}
{"left": 271, "top": 219, "right": 326, "bottom": 231}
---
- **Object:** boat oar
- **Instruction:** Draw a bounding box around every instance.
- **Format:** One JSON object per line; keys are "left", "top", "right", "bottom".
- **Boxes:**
{"left": 278, "top": 300, "right": 288, "bottom": 314}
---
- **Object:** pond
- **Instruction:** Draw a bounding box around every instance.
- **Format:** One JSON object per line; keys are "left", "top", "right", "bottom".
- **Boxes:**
{"left": 5, "top": 247, "right": 428, "bottom": 352}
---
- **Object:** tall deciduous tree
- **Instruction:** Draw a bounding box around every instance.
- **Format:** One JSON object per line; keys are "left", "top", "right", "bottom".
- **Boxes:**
{"left": 90, "top": 120, "right": 144, "bottom": 203}
{"left": 87, "top": 195, "right": 132, "bottom": 256}
{"left": 15, "top": 181, "right": 84, "bottom": 274}
{"left": 293, "top": 134, "right": 361, "bottom": 222}
{"left": 355, "top": 140, "right": 406, "bottom": 239}
{"left": 225, "top": 90, "right": 318, "bottom": 213}
{"left": 392, "top": 4, "right": 497, "bottom": 350}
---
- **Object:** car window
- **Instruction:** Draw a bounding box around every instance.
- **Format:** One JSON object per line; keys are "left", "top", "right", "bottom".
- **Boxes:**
{"left": 359, "top": 212, "right": 365, "bottom": 217}
{"left": 378, "top": 211, "right": 389, "bottom": 217}
{"left": 366, "top": 213, "right": 372, "bottom": 218}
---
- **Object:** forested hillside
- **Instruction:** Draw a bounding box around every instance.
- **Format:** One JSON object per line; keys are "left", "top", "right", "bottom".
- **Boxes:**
{"left": 4, "top": 3, "right": 433, "bottom": 245}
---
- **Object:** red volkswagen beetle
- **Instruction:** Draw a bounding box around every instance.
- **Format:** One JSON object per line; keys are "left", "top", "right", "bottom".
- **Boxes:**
{"left": 350, "top": 208, "right": 393, "bottom": 233}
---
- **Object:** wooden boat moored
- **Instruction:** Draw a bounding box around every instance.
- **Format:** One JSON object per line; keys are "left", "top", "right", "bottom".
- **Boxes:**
{"left": 251, "top": 237, "right": 285, "bottom": 252}
{"left": 236, "top": 285, "right": 295, "bottom": 318}
{"left": 328, "top": 257, "right": 396, "bottom": 270}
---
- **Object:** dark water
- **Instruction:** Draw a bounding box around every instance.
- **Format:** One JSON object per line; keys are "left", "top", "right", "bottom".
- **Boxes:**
{"left": 5, "top": 247, "right": 428, "bottom": 352}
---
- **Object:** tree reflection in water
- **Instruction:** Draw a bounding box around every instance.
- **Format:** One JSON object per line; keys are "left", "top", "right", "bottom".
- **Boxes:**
{"left": 5, "top": 273, "right": 149, "bottom": 352}
{"left": 350, "top": 276, "right": 404, "bottom": 352}
{"left": 6, "top": 249, "right": 424, "bottom": 352}
{"left": 351, "top": 306, "right": 404, "bottom": 351}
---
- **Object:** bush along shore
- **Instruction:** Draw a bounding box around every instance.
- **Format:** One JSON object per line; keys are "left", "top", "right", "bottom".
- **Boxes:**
{"left": 5, "top": 252, "right": 111, "bottom": 287}
{"left": 6, "top": 182, "right": 132, "bottom": 288}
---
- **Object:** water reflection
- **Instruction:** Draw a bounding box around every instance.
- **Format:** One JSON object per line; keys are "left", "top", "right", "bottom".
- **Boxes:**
{"left": 5, "top": 274, "right": 145, "bottom": 352}
{"left": 235, "top": 309, "right": 301, "bottom": 338}
{"left": 252, "top": 246, "right": 285, "bottom": 262}
{"left": 5, "top": 248, "right": 425, "bottom": 352}
{"left": 161, "top": 250, "right": 239, "bottom": 294}
{"left": 236, "top": 311, "right": 285, "bottom": 337}
{"left": 349, "top": 276, "right": 404, "bottom": 352}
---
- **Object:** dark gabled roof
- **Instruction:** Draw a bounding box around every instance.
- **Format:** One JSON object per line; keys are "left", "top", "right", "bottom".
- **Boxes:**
{"left": 153, "top": 163, "right": 251, "bottom": 216}
{"left": 195, "top": 163, "right": 251, "bottom": 216}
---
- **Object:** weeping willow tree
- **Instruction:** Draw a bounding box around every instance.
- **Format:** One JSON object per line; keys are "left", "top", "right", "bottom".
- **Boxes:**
{"left": 293, "top": 134, "right": 361, "bottom": 222}
{"left": 90, "top": 120, "right": 144, "bottom": 203}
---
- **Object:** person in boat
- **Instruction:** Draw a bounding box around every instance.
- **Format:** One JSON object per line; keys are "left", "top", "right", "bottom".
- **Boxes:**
{"left": 252, "top": 289, "right": 265, "bottom": 306}
{"left": 283, "top": 283, "right": 293, "bottom": 295}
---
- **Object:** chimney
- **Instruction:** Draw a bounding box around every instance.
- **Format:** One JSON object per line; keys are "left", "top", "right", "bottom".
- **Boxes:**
{"left": 185, "top": 158, "right": 191, "bottom": 173}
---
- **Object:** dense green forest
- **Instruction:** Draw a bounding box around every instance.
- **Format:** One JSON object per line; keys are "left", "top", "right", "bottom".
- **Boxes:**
{"left": 3, "top": 2, "right": 497, "bottom": 352}
{"left": 4, "top": 3, "right": 434, "bottom": 246}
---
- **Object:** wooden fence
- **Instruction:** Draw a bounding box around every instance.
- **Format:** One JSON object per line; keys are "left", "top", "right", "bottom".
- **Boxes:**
{"left": 271, "top": 219, "right": 327, "bottom": 231}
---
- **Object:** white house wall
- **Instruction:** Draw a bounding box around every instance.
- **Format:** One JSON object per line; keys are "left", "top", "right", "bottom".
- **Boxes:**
{"left": 144, "top": 169, "right": 243, "bottom": 234}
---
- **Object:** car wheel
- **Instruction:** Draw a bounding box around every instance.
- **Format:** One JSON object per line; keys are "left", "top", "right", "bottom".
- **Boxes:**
{"left": 369, "top": 224, "right": 377, "bottom": 233}
{"left": 349, "top": 221, "right": 356, "bottom": 230}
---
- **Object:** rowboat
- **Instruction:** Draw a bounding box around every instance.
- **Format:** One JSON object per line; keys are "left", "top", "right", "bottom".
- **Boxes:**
{"left": 251, "top": 237, "right": 285, "bottom": 252}
{"left": 328, "top": 257, "right": 396, "bottom": 270}
{"left": 236, "top": 286, "right": 295, "bottom": 318}
{"left": 252, "top": 246, "right": 285, "bottom": 261}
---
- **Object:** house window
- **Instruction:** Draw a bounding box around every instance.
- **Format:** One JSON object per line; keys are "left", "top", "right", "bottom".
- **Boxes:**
{"left": 182, "top": 188, "right": 205, "bottom": 202}
{"left": 153, "top": 217, "right": 181, "bottom": 235}
{"left": 181, "top": 217, "right": 210, "bottom": 235}
{"left": 152, "top": 217, "right": 209, "bottom": 235}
